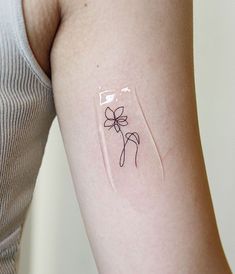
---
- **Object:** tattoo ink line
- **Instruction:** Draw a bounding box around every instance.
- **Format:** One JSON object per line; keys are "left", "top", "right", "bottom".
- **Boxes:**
{"left": 104, "top": 106, "right": 140, "bottom": 167}
{"left": 119, "top": 131, "right": 140, "bottom": 167}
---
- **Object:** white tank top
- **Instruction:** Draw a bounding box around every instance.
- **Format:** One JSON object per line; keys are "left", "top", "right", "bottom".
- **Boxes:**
{"left": 0, "top": 0, "right": 56, "bottom": 272}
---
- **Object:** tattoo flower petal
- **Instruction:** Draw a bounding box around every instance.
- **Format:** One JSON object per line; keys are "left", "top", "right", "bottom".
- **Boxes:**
{"left": 114, "top": 106, "right": 124, "bottom": 118}
{"left": 105, "top": 107, "right": 115, "bottom": 120}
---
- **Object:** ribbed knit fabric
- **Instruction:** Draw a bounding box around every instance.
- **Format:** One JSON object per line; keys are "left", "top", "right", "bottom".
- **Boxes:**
{"left": 0, "top": 0, "right": 56, "bottom": 273}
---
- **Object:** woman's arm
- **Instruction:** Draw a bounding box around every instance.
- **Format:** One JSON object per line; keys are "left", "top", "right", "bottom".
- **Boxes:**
{"left": 50, "top": 0, "right": 232, "bottom": 273}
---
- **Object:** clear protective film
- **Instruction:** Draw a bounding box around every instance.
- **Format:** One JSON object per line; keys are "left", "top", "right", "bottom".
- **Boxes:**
{"left": 95, "top": 86, "right": 165, "bottom": 210}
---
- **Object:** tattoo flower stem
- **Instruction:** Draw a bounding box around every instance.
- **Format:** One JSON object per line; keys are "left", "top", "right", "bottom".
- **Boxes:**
{"left": 104, "top": 106, "right": 140, "bottom": 167}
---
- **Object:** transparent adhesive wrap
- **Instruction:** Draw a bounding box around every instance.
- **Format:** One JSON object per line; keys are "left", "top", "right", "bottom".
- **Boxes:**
{"left": 95, "top": 86, "right": 165, "bottom": 209}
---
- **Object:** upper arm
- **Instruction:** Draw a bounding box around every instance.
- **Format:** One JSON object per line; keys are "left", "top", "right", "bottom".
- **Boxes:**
{"left": 51, "top": 0, "right": 195, "bottom": 188}
{"left": 50, "top": 1, "right": 231, "bottom": 273}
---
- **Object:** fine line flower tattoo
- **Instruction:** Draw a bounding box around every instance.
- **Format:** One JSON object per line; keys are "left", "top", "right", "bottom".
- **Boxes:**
{"left": 104, "top": 106, "right": 140, "bottom": 167}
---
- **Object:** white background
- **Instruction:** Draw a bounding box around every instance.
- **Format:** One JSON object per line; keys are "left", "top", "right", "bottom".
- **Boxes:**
{"left": 17, "top": 1, "right": 235, "bottom": 273}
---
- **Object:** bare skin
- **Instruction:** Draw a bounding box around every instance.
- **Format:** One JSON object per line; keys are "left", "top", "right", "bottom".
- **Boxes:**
{"left": 22, "top": 0, "right": 232, "bottom": 273}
